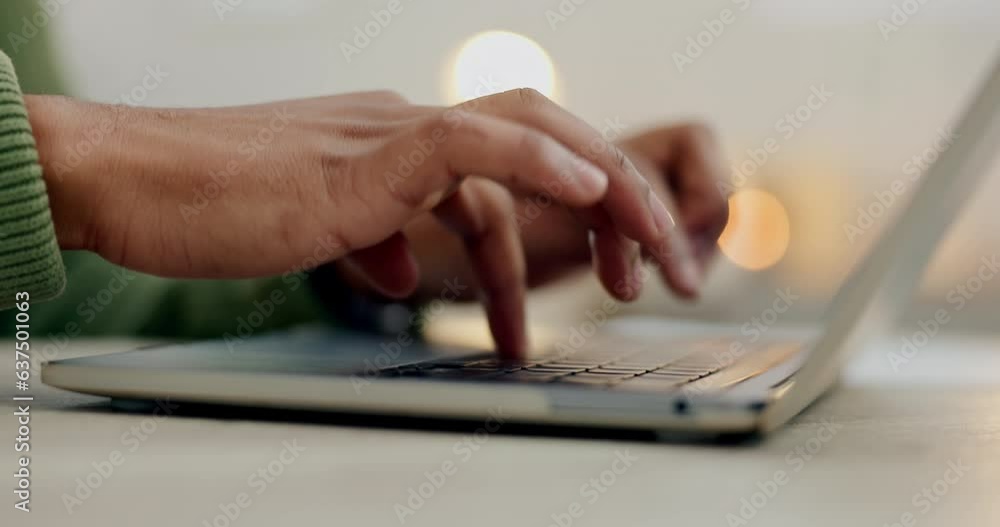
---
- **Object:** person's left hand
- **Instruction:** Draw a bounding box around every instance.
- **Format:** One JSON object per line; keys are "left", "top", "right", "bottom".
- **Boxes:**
{"left": 372, "top": 122, "right": 730, "bottom": 305}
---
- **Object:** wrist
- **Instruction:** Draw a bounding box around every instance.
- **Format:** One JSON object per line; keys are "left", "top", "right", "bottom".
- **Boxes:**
{"left": 24, "top": 95, "right": 121, "bottom": 252}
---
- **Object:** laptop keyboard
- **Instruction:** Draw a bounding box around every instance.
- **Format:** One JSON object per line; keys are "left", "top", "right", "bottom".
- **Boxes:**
{"left": 373, "top": 338, "right": 763, "bottom": 392}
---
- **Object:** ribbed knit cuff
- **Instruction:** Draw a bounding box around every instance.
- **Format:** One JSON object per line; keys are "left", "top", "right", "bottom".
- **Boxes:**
{"left": 0, "top": 51, "right": 66, "bottom": 307}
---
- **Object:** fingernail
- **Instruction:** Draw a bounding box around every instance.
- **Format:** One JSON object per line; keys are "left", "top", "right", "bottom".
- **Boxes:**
{"left": 631, "top": 257, "right": 646, "bottom": 296}
{"left": 648, "top": 193, "right": 676, "bottom": 235}
{"left": 678, "top": 258, "right": 701, "bottom": 293}
{"left": 666, "top": 231, "right": 701, "bottom": 294}
{"left": 574, "top": 157, "right": 609, "bottom": 195}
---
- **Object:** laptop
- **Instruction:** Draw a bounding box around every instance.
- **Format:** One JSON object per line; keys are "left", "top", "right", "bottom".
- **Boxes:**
{"left": 42, "top": 54, "right": 1000, "bottom": 440}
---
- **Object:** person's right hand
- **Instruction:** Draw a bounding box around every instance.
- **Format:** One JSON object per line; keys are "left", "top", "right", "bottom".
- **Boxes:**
{"left": 28, "top": 89, "right": 688, "bottom": 357}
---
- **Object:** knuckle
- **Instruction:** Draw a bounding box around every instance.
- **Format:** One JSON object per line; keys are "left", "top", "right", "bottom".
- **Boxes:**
{"left": 319, "top": 152, "right": 356, "bottom": 203}
{"left": 513, "top": 87, "right": 549, "bottom": 110}
{"left": 391, "top": 181, "right": 429, "bottom": 211}
{"left": 387, "top": 166, "right": 435, "bottom": 211}
{"left": 421, "top": 110, "right": 480, "bottom": 148}
{"left": 610, "top": 145, "right": 630, "bottom": 174}
{"left": 392, "top": 118, "right": 467, "bottom": 206}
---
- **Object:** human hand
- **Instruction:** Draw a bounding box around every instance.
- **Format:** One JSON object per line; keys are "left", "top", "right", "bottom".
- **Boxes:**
{"left": 28, "top": 89, "right": 695, "bottom": 357}
{"left": 402, "top": 123, "right": 730, "bottom": 303}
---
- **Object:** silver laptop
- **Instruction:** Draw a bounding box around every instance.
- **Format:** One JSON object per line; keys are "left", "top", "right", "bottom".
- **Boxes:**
{"left": 42, "top": 54, "right": 1000, "bottom": 439}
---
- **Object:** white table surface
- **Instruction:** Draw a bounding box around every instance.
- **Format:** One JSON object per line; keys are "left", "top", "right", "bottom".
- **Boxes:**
{"left": 3, "top": 321, "right": 1000, "bottom": 527}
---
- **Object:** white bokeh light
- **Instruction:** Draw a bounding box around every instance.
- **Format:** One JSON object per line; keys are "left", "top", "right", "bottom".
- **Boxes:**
{"left": 447, "top": 30, "right": 557, "bottom": 104}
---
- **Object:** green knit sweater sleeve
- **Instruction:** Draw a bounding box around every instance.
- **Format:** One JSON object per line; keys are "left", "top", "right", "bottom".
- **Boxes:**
{"left": 0, "top": 51, "right": 66, "bottom": 308}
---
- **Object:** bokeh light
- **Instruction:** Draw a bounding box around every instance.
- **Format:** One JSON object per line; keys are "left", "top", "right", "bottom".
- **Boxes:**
{"left": 447, "top": 30, "right": 557, "bottom": 104}
{"left": 718, "top": 189, "right": 791, "bottom": 271}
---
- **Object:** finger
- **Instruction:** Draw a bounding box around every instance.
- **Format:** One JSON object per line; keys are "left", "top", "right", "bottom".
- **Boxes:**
{"left": 376, "top": 111, "right": 609, "bottom": 215}
{"left": 585, "top": 212, "right": 644, "bottom": 302}
{"left": 432, "top": 181, "right": 528, "bottom": 360}
{"left": 553, "top": 201, "right": 632, "bottom": 300}
{"left": 469, "top": 89, "right": 700, "bottom": 291}
{"left": 623, "top": 152, "right": 703, "bottom": 298}
{"left": 627, "top": 124, "right": 730, "bottom": 266}
{"left": 647, "top": 193, "right": 701, "bottom": 299}
{"left": 342, "top": 232, "right": 420, "bottom": 299}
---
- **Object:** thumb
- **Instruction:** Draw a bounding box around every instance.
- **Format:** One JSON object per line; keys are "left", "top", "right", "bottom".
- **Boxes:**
{"left": 341, "top": 232, "right": 421, "bottom": 299}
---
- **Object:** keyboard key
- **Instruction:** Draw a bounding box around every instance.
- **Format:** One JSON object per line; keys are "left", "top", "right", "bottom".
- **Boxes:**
{"left": 418, "top": 360, "right": 473, "bottom": 369}
{"left": 496, "top": 371, "right": 563, "bottom": 383}
{"left": 587, "top": 367, "right": 644, "bottom": 376}
{"left": 654, "top": 366, "right": 715, "bottom": 376}
{"left": 545, "top": 360, "right": 601, "bottom": 368}
{"left": 527, "top": 366, "right": 586, "bottom": 373}
{"left": 609, "top": 361, "right": 667, "bottom": 370}
{"left": 668, "top": 357, "right": 725, "bottom": 368}
{"left": 645, "top": 371, "right": 699, "bottom": 381}
{"left": 470, "top": 359, "right": 536, "bottom": 370}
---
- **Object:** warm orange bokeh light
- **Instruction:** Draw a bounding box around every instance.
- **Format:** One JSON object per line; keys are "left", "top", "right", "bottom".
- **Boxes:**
{"left": 718, "top": 189, "right": 791, "bottom": 271}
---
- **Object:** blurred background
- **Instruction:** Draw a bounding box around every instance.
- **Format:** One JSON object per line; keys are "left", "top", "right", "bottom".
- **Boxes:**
{"left": 38, "top": 0, "right": 1000, "bottom": 337}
